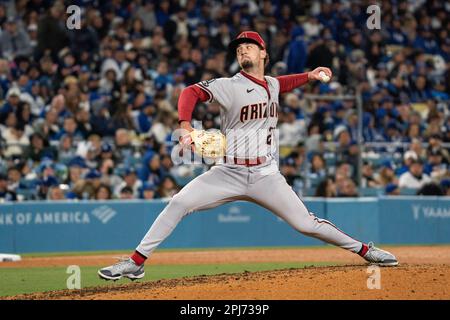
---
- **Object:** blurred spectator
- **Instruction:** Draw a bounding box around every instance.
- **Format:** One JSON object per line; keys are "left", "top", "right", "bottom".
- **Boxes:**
{"left": 314, "top": 177, "right": 337, "bottom": 197}
{"left": 280, "top": 156, "right": 303, "bottom": 194}
{"left": 48, "top": 185, "right": 65, "bottom": 200}
{"left": 114, "top": 167, "right": 142, "bottom": 198}
{"left": 95, "top": 183, "right": 113, "bottom": 200}
{"left": 304, "top": 123, "right": 322, "bottom": 153}
{"left": 424, "top": 149, "right": 448, "bottom": 180}
{"left": 68, "top": 15, "right": 99, "bottom": 60}
{"left": 58, "top": 134, "right": 76, "bottom": 162}
{"left": 156, "top": 175, "right": 180, "bottom": 198}
{"left": 7, "top": 166, "right": 22, "bottom": 191}
{"left": 286, "top": 26, "right": 307, "bottom": 74}
{"left": 409, "top": 138, "right": 427, "bottom": 161}
{"left": 279, "top": 107, "right": 306, "bottom": 147}
{"left": 0, "top": 17, "right": 32, "bottom": 59}
{"left": 306, "top": 31, "right": 334, "bottom": 70}
{"left": 98, "top": 143, "right": 115, "bottom": 161}
{"left": 417, "top": 182, "right": 444, "bottom": 196}
{"left": 0, "top": 172, "right": 17, "bottom": 201}
{"left": 361, "top": 162, "right": 381, "bottom": 188}
{"left": 160, "top": 154, "right": 175, "bottom": 177}
{"left": 398, "top": 159, "right": 432, "bottom": 189}
{"left": 114, "top": 128, "right": 134, "bottom": 159}
{"left": 119, "top": 186, "right": 134, "bottom": 200}
{"left": 19, "top": 160, "right": 38, "bottom": 181}
{"left": 139, "top": 152, "right": 163, "bottom": 186}
{"left": 53, "top": 116, "right": 85, "bottom": 142}
{"left": 337, "top": 178, "right": 358, "bottom": 197}
{"left": 376, "top": 161, "right": 398, "bottom": 187}
{"left": 37, "top": 175, "right": 59, "bottom": 200}
{"left": 98, "top": 158, "right": 121, "bottom": 187}
{"left": 335, "top": 162, "right": 353, "bottom": 180}
{"left": 334, "top": 127, "right": 358, "bottom": 174}
{"left": 150, "top": 110, "right": 176, "bottom": 144}
{"left": 140, "top": 182, "right": 156, "bottom": 200}
{"left": 427, "top": 134, "right": 449, "bottom": 163}
{"left": 396, "top": 150, "right": 419, "bottom": 176}
{"left": 72, "top": 169, "right": 102, "bottom": 199}
{"left": 24, "top": 132, "right": 57, "bottom": 162}
{"left": 385, "top": 183, "right": 400, "bottom": 196}
{"left": 37, "top": 3, "right": 69, "bottom": 59}
{"left": 134, "top": 1, "right": 157, "bottom": 32}
{"left": 1, "top": 87, "right": 21, "bottom": 122}
{"left": 65, "top": 158, "right": 85, "bottom": 189}
{"left": 307, "top": 153, "right": 327, "bottom": 182}
{"left": 3, "top": 122, "right": 29, "bottom": 158}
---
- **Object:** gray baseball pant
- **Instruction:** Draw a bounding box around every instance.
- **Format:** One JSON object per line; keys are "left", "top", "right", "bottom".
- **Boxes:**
{"left": 136, "top": 163, "right": 363, "bottom": 257}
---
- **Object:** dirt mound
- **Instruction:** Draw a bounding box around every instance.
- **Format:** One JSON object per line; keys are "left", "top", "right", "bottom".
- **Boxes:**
{"left": 3, "top": 246, "right": 450, "bottom": 300}
{"left": 1, "top": 245, "right": 449, "bottom": 268}
{"left": 8, "top": 264, "right": 450, "bottom": 300}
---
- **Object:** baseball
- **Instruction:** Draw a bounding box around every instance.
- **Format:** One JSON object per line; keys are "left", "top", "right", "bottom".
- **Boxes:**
{"left": 319, "top": 71, "right": 330, "bottom": 83}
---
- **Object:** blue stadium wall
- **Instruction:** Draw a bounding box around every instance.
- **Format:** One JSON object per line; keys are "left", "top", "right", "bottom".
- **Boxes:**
{"left": 1, "top": 197, "right": 449, "bottom": 253}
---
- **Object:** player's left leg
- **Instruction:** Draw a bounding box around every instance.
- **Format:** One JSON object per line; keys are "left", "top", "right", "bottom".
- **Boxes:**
{"left": 98, "top": 164, "right": 250, "bottom": 280}
{"left": 247, "top": 171, "right": 398, "bottom": 266}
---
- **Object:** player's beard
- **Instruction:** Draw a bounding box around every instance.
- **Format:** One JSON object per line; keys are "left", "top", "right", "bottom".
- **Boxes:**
{"left": 241, "top": 59, "right": 254, "bottom": 70}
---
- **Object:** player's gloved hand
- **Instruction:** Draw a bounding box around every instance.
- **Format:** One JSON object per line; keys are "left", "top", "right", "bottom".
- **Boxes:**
{"left": 308, "top": 67, "right": 333, "bottom": 82}
{"left": 186, "top": 129, "right": 227, "bottom": 158}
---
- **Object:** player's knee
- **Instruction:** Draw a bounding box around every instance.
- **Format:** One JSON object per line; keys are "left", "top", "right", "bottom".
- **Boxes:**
{"left": 296, "top": 221, "right": 318, "bottom": 236}
{"left": 166, "top": 194, "right": 191, "bottom": 215}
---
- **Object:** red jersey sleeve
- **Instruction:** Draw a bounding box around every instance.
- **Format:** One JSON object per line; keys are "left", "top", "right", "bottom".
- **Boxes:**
{"left": 276, "top": 73, "right": 309, "bottom": 94}
{"left": 177, "top": 85, "right": 210, "bottom": 122}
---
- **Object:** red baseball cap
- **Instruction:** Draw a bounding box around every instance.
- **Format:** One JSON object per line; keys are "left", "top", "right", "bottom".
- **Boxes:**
{"left": 228, "top": 31, "right": 266, "bottom": 53}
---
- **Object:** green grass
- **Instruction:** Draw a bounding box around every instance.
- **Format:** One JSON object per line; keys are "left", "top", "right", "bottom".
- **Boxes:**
{"left": 20, "top": 243, "right": 450, "bottom": 258}
{"left": 20, "top": 246, "right": 310, "bottom": 257}
{"left": 0, "top": 261, "right": 334, "bottom": 297}
{"left": 19, "top": 245, "right": 342, "bottom": 258}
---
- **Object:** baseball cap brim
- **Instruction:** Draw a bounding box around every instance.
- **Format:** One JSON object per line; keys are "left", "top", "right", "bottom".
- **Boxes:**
{"left": 228, "top": 38, "right": 265, "bottom": 54}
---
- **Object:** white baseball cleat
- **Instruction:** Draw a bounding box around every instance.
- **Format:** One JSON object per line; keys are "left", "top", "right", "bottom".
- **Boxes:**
{"left": 98, "top": 258, "right": 145, "bottom": 281}
{"left": 363, "top": 242, "right": 398, "bottom": 267}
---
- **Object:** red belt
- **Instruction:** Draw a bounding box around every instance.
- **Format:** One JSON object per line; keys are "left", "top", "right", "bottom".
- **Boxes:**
{"left": 223, "top": 156, "right": 267, "bottom": 166}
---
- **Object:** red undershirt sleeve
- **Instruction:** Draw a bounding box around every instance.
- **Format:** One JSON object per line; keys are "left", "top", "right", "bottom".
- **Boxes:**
{"left": 177, "top": 85, "right": 210, "bottom": 122}
{"left": 276, "top": 72, "right": 310, "bottom": 94}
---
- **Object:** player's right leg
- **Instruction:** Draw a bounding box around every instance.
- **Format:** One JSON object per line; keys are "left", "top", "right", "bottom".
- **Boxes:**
{"left": 247, "top": 171, "right": 398, "bottom": 266}
{"left": 98, "top": 164, "right": 247, "bottom": 281}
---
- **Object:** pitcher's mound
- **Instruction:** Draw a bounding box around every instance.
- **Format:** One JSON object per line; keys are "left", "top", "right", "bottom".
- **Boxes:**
{"left": 10, "top": 264, "right": 450, "bottom": 300}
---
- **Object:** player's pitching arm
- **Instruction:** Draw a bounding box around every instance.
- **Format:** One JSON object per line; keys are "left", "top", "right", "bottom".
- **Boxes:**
{"left": 177, "top": 85, "right": 210, "bottom": 133}
{"left": 176, "top": 84, "right": 211, "bottom": 148}
{"left": 276, "top": 67, "right": 333, "bottom": 93}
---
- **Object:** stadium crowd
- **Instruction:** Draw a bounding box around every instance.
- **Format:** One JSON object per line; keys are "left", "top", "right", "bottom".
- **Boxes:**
{"left": 0, "top": 0, "right": 449, "bottom": 202}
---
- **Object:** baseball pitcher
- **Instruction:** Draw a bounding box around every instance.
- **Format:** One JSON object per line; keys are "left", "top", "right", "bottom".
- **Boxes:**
{"left": 99, "top": 31, "right": 398, "bottom": 281}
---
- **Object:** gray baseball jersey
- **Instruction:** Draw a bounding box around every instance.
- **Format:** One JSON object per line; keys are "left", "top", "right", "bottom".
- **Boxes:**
{"left": 135, "top": 72, "right": 364, "bottom": 258}
{"left": 195, "top": 72, "right": 279, "bottom": 160}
